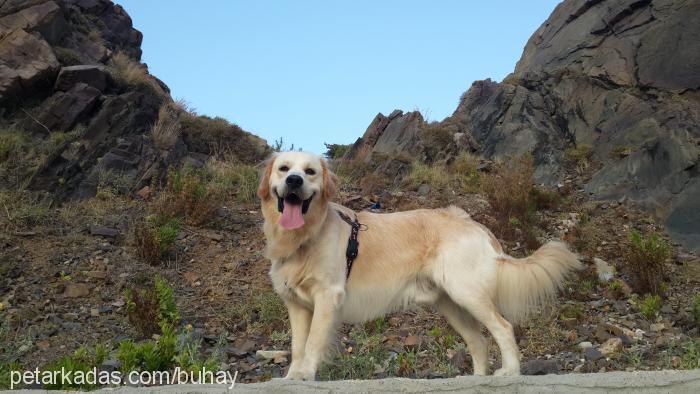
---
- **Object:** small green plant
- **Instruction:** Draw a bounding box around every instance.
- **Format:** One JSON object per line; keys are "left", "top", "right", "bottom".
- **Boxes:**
{"left": 560, "top": 304, "right": 584, "bottom": 320}
{"left": 125, "top": 277, "right": 180, "bottom": 337}
{"left": 640, "top": 294, "right": 662, "bottom": 320}
{"left": 625, "top": 230, "right": 669, "bottom": 295}
{"left": 0, "top": 362, "right": 21, "bottom": 390}
{"left": 693, "top": 294, "right": 700, "bottom": 327}
{"left": 231, "top": 290, "right": 288, "bottom": 334}
{"left": 394, "top": 350, "right": 418, "bottom": 377}
{"left": 42, "top": 345, "right": 109, "bottom": 390}
{"left": 59, "top": 271, "right": 72, "bottom": 281}
{"left": 319, "top": 328, "right": 388, "bottom": 380}
{"left": 563, "top": 144, "right": 593, "bottom": 167}
{"left": 374, "top": 317, "right": 387, "bottom": 334}
{"left": 428, "top": 326, "right": 441, "bottom": 338}
{"left": 579, "top": 279, "right": 594, "bottom": 295}
{"left": 133, "top": 214, "right": 181, "bottom": 265}
{"left": 680, "top": 340, "right": 700, "bottom": 369}
{"left": 117, "top": 322, "right": 177, "bottom": 373}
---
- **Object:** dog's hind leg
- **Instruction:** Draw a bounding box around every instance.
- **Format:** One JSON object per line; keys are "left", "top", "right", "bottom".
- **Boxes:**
{"left": 436, "top": 295, "right": 489, "bottom": 375}
{"left": 443, "top": 287, "right": 521, "bottom": 376}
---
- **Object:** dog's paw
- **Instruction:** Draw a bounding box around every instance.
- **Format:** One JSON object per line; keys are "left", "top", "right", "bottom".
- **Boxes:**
{"left": 284, "top": 367, "right": 316, "bottom": 381}
{"left": 493, "top": 367, "right": 521, "bottom": 377}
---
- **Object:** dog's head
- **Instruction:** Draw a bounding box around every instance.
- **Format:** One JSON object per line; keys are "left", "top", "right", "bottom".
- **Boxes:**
{"left": 257, "top": 151, "right": 336, "bottom": 230}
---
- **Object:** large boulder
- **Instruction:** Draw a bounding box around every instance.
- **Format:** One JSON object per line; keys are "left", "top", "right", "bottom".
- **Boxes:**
{"left": 54, "top": 64, "right": 111, "bottom": 92}
{"left": 0, "top": 28, "right": 58, "bottom": 103}
{"left": 22, "top": 82, "right": 101, "bottom": 133}
{"left": 0, "top": 1, "right": 66, "bottom": 44}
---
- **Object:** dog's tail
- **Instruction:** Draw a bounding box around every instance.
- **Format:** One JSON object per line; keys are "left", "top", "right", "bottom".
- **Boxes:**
{"left": 495, "top": 241, "right": 581, "bottom": 324}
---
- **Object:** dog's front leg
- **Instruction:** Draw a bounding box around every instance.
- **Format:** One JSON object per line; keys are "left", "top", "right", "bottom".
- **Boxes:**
{"left": 284, "top": 300, "right": 312, "bottom": 378}
{"left": 286, "top": 287, "right": 343, "bottom": 381}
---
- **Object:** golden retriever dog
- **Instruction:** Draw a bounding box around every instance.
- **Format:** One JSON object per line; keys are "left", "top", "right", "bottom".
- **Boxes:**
{"left": 257, "top": 151, "right": 581, "bottom": 380}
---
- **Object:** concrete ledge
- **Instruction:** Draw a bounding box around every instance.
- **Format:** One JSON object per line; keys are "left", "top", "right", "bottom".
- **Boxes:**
{"left": 9, "top": 370, "right": 700, "bottom": 393}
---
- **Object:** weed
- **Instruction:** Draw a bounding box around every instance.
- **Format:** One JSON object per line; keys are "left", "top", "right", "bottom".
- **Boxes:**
{"left": 151, "top": 103, "right": 182, "bottom": 150}
{"left": 639, "top": 294, "right": 661, "bottom": 320}
{"left": 133, "top": 214, "right": 181, "bottom": 265}
{"left": 420, "top": 123, "right": 453, "bottom": 160}
{"left": 611, "top": 146, "right": 634, "bottom": 159}
{"left": 374, "top": 317, "right": 387, "bottom": 334}
{"left": 53, "top": 47, "right": 83, "bottom": 66}
{"left": 117, "top": 322, "right": 177, "bottom": 373}
{"left": 693, "top": 294, "right": 700, "bottom": 327}
{"left": 42, "top": 345, "right": 109, "bottom": 390}
{"left": 560, "top": 305, "right": 584, "bottom": 320}
{"left": 394, "top": 350, "right": 418, "bottom": 377}
{"left": 319, "top": 328, "right": 388, "bottom": 380}
{"left": 680, "top": 340, "right": 700, "bottom": 369}
{"left": 206, "top": 159, "right": 259, "bottom": 204}
{"left": 125, "top": 277, "right": 180, "bottom": 337}
{"left": 408, "top": 160, "right": 450, "bottom": 192}
{"left": 108, "top": 52, "right": 166, "bottom": 98}
{"left": 154, "top": 166, "right": 227, "bottom": 225}
{"left": 480, "top": 155, "right": 541, "bottom": 249}
{"left": 230, "top": 289, "right": 287, "bottom": 334}
{"left": 563, "top": 144, "right": 593, "bottom": 169}
{"left": 0, "top": 362, "right": 21, "bottom": 390}
{"left": 0, "top": 190, "right": 54, "bottom": 231}
{"left": 625, "top": 230, "right": 669, "bottom": 295}
{"left": 579, "top": 279, "right": 594, "bottom": 295}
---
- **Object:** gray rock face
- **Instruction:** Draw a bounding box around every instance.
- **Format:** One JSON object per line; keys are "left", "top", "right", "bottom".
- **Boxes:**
{"left": 54, "top": 64, "right": 111, "bottom": 92}
{"left": 346, "top": 0, "right": 700, "bottom": 251}
{"left": 346, "top": 110, "right": 424, "bottom": 162}
{"left": 22, "top": 82, "right": 101, "bottom": 133}
{"left": 0, "top": 28, "right": 59, "bottom": 103}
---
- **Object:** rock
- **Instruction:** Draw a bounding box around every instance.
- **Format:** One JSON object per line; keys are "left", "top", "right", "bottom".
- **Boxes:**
{"left": 593, "top": 258, "right": 615, "bottom": 282}
{"left": 417, "top": 184, "right": 430, "bottom": 196}
{"left": 89, "top": 225, "right": 119, "bottom": 237}
{"left": 23, "top": 83, "right": 102, "bottom": 133}
{"left": 521, "top": 359, "right": 560, "bottom": 375}
{"left": 599, "top": 338, "right": 623, "bottom": 357}
{"left": 0, "top": 1, "right": 66, "bottom": 44}
{"left": 136, "top": 186, "right": 152, "bottom": 200}
{"left": 0, "top": 28, "right": 58, "bottom": 103}
{"left": 54, "top": 65, "right": 111, "bottom": 92}
{"left": 403, "top": 335, "right": 420, "bottom": 348}
{"left": 649, "top": 323, "right": 665, "bottom": 332}
{"left": 578, "top": 341, "right": 593, "bottom": 350}
{"left": 100, "top": 359, "right": 120, "bottom": 373}
{"left": 64, "top": 283, "right": 90, "bottom": 298}
{"left": 584, "top": 347, "right": 604, "bottom": 362}
{"left": 448, "top": 348, "right": 468, "bottom": 371}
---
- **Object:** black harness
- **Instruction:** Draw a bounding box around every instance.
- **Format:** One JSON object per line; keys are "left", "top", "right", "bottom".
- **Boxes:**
{"left": 336, "top": 210, "right": 363, "bottom": 280}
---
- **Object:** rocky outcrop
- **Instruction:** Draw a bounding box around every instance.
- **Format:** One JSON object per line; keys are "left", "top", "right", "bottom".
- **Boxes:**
{"left": 347, "top": 0, "right": 700, "bottom": 251}
{"left": 0, "top": 0, "right": 267, "bottom": 200}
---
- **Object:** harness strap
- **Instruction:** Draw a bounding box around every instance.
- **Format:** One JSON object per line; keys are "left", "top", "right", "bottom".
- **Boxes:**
{"left": 336, "top": 210, "right": 361, "bottom": 280}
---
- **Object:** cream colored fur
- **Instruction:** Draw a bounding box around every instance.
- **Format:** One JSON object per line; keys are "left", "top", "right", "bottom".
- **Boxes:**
{"left": 257, "top": 151, "right": 582, "bottom": 380}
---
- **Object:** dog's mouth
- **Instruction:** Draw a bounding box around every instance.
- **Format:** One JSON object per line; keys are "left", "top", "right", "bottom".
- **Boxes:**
{"left": 277, "top": 192, "right": 313, "bottom": 230}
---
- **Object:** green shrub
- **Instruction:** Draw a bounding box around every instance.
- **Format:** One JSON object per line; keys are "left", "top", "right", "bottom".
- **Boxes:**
{"left": 680, "top": 340, "right": 700, "bottom": 369}
{"left": 133, "top": 214, "right": 181, "bottom": 265}
{"left": 207, "top": 160, "right": 259, "bottom": 204}
{"left": 692, "top": 294, "right": 700, "bottom": 327}
{"left": 154, "top": 166, "right": 227, "bottom": 225}
{"left": 560, "top": 304, "right": 584, "bottom": 320}
{"left": 117, "top": 322, "right": 177, "bottom": 373}
{"left": 231, "top": 290, "right": 287, "bottom": 335}
{"left": 640, "top": 294, "right": 662, "bottom": 320}
{"left": 625, "top": 230, "right": 669, "bottom": 295}
{"left": 125, "top": 276, "right": 180, "bottom": 336}
{"left": 42, "top": 345, "right": 109, "bottom": 390}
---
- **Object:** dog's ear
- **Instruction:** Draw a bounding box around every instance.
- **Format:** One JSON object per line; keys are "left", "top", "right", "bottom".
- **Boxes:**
{"left": 321, "top": 159, "right": 337, "bottom": 200}
{"left": 257, "top": 155, "right": 276, "bottom": 200}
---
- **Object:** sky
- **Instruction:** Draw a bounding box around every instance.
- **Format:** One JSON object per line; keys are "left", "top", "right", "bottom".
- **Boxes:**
{"left": 115, "top": 1, "right": 561, "bottom": 154}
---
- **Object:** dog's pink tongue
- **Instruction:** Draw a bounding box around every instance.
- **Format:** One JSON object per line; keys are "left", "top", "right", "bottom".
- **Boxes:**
{"left": 279, "top": 200, "right": 304, "bottom": 230}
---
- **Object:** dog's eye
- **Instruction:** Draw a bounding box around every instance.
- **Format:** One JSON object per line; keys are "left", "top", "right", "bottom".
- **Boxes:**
{"left": 305, "top": 168, "right": 316, "bottom": 175}
{"left": 279, "top": 165, "right": 289, "bottom": 172}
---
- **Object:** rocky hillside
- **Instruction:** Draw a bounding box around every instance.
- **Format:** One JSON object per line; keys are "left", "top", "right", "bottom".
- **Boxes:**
{"left": 0, "top": 0, "right": 267, "bottom": 200}
{"left": 345, "top": 0, "right": 700, "bottom": 252}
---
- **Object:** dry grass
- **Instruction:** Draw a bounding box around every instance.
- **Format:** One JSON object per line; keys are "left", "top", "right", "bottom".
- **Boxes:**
{"left": 108, "top": 52, "right": 166, "bottom": 98}
{"left": 624, "top": 230, "right": 669, "bottom": 296}
{"left": 206, "top": 159, "right": 259, "bottom": 204}
{"left": 480, "top": 155, "right": 542, "bottom": 249}
{"left": 152, "top": 166, "right": 226, "bottom": 226}
{"left": 151, "top": 104, "right": 182, "bottom": 150}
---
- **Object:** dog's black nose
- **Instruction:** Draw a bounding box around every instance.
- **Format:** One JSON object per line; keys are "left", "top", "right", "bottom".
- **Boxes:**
{"left": 286, "top": 174, "right": 304, "bottom": 188}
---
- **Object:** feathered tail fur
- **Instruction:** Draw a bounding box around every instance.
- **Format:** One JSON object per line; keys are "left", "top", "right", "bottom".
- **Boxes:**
{"left": 496, "top": 241, "right": 581, "bottom": 323}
